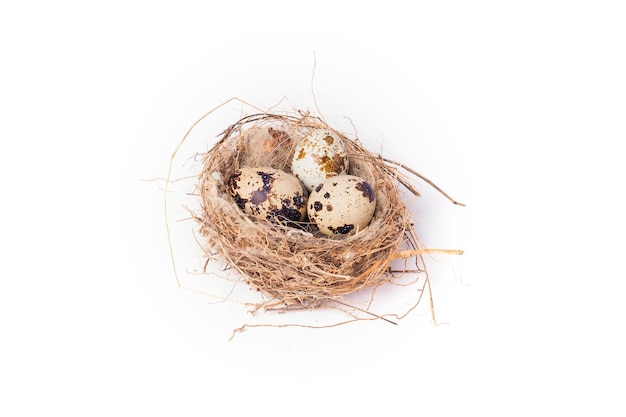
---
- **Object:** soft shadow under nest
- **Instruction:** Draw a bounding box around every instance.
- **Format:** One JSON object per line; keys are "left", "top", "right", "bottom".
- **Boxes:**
{"left": 196, "top": 111, "right": 430, "bottom": 311}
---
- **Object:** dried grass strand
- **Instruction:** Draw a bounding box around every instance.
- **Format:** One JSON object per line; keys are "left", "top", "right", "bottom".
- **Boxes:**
{"left": 382, "top": 157, "right": 466, "bottom": 206}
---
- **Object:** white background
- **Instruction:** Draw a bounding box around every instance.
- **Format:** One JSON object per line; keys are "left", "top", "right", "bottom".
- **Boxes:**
{"left": 1, "top": 1, "right": 625, "bottom": 415}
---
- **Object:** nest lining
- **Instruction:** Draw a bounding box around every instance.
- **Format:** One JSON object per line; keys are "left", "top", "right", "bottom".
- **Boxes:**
{"left": 196, "top": 111, "right": 421, "bottom": 309}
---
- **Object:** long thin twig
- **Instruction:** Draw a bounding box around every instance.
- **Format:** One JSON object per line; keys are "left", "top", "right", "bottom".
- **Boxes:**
{"left": 330, "top": 299, "right": 398, "bottom": 325}
{"left": 382, "top": 157, "right": 466, "bottom": 206}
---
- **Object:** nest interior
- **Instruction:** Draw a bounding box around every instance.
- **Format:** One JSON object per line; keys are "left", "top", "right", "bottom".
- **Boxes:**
{"left": 197, "top": 112, "right": 416, "bottom": 309}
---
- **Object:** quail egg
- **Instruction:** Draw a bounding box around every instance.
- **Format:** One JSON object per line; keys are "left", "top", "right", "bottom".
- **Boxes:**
{"left": 227, "top": 167, "right": 307, "bottom": 224}
{"left": 308, "top": 175, "right": 376, "bottom": 236}
{"left": 291, "top": 128, "right": 349, "bottom": 192}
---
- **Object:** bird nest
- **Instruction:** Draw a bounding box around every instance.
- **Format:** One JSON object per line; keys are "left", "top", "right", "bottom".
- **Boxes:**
{"left": 166, "top": 100, "right": 463, "bottom": 331}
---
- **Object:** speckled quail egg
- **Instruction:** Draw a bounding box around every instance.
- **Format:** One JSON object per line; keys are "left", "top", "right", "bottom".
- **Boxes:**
{"left": 291, "top": 128, "right": 349, "bottom": 192}
{"left": 227, "top": 167, "right": 307, "bottom": 224}
{"left": 308, "top": 175, "right": 376, "bottom": 236}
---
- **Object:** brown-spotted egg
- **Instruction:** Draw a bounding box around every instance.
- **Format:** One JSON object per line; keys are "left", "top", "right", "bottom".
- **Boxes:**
{"left": 291, "top": 129, "right": 349, "bottom": 192}
{"left": 308, "top": 175, "right": 376, "bottom": 236}
{"left": 227, "top": 167, "right": 307, "bottom": 224}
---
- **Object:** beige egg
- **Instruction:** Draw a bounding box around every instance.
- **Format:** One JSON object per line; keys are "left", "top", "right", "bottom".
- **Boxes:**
{"left": 308, "top": 175, "right": 376, "bottom": 236}
{"left": 227, "top": 167, "right": 307, "bottom": 224}
{"left": 291, "top": 128, "right": 349, "bottom": 192}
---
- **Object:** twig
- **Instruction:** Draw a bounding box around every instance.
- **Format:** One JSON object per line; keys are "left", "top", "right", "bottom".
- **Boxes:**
{"left": 382, "top": 157, "right": 466, "bottom": 207}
